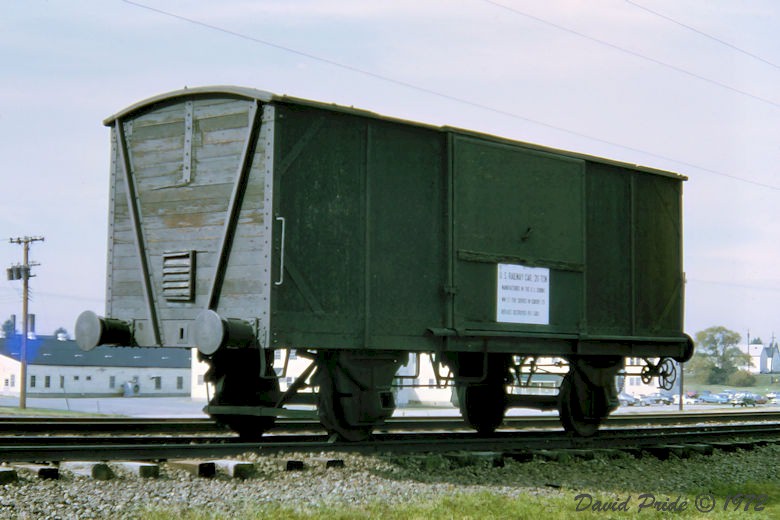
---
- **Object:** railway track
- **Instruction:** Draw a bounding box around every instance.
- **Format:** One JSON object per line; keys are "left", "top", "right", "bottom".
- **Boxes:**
{"left": 2, "top": 409, "right": 779, "bottom": 435}
{"left": 0, "top": 412, "right": 778, "bottom": 464}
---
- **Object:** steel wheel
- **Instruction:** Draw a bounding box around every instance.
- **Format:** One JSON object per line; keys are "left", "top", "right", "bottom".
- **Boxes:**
{"left": 457, "top": 380, "right": 506, "bottom": 434}
{"left": 313, "top": 351, "right": 400, "bottom": 442}
{"left": 316, "top": 369, "right": 373, "bottom": 442}
{"left": 205, "top": 348, "right": 279, "bottom": 441}
{"left": 558, "top": 372, "right": 600, "bottom": 437}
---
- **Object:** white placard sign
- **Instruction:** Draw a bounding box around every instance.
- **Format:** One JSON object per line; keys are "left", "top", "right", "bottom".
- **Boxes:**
{"left": 496, "top": 264, "right": 550, "bottom": 325}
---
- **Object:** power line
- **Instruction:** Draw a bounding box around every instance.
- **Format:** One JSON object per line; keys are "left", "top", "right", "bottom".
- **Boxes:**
{"left": 119, "top": 0, "right": 780, "bottom": 191}
{"left": 625, "top": 0, "right": 780, "bottom": 71}
{"left": 479, "top": 0, "right": 780, "bottom": 110}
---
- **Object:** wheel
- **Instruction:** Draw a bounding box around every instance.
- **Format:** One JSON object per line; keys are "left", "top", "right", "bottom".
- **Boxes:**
{"left": 658, "top": 358, "right": 677, "bottom": 391}
{"left": 457, "top": 381, "right": 506, "bottom": 434}
{"left": 313, "top": 351, "right": 402, "bottom": 442}
{"left": 205, "top": 348, "right": 280, "bottom": 441}
{"left": 558, "top": 373, "right": 601, "bottom": 437}
{"left": 317, "top": 370, "right": 372, "bottom": 442}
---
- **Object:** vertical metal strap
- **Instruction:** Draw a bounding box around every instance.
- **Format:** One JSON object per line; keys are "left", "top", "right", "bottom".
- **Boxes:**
{"left": 114, "top": 119, "right": 162, "bottom": 346}
{"left": 274, "top": 216, "right": 285, "bottom": 285}
{"left": 181, "top": 100, "right": 194, "bottom": 185}
{"left": 629, "top": 174, "right": 636, "bottom": 336}
{"left": 208, "top": 101, "right": 263, "bottom": 310}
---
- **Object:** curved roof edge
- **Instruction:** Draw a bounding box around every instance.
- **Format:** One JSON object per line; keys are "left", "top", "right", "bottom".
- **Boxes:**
{"left": 103, "top": 85, "right": 685, "bottom": 180}
{"left": 102, "top": 85, "right": 275, "bottom": 126}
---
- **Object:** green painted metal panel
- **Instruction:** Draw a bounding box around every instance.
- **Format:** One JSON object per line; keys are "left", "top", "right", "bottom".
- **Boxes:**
{"left": 366, "top": 121, "right": 446, "bottom": 343}
{"left": 633, "top": 173, "right": 683, "bottom": 336}
{"left": 584, "top": 163, "right": 632, "bottom": 335}
{"left": 451, "top": 136, "right": 585, "bottom": 334}
{"left": 269, "top": 113, "right": 685, "bottom": 353}
{"left": 271, "top": 105, "right": 365, "bottom": 346}
{"left": 270, "top": 104, "right": 446, "bottom": 350}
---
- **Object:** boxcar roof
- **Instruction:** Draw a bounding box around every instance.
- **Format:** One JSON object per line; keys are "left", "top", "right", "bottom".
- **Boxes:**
{"left": 104, "top": 85, "right": 685, "bottom": 180}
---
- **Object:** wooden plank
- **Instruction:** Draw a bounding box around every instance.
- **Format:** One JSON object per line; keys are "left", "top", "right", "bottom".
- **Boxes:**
{"left": 111, "top": 280, "right": 146, "bottom": 297}
{"left": 111, "top": 249, "right": 269, "bottom": 271}
{"left": 60, "top": 462, "right": 114, "bottom": 480}
{"left": 130, "top": 145, "right": 185, "bottom": 168}
{"left": 0, "top": 468, "right": 17, "bottom": 484}
{"left": 131, "top": 103, "right": 184, "bottom": 127}
{"left": 213, "top": 460, "right": 255, "bottom": 479}
{"left": 193, "top": 139, "right": 252, "bottom": 162}
{"left": 197, "top": 112, "right": 250, "bottom": 133}
{"left": 112, "top": 266, "right": 267, "bottom": 291}
{"left": 13, "top": 463, "right": 59, "bottom": 479}
{"left": 135, "top": 182, "right": 235, "bottom": 204}
{"left": 130, "top": 129, "right": 249, "bottom": 160}
{"left": 113, "top": 461, "right": 160, "bottom": 478}
{"left": 129, "top": 96, "right": 249, "bottom": 127}
{"left": 169, "top": 460, "right": 215, "bottom": 478}
{"left": 131, "top": 120, "right": 184, "bottom": 141}
{"left": 193, "top": 98, "right": 252, "bottom": 119}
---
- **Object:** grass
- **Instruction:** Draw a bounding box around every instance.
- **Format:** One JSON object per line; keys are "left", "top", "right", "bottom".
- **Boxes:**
{"left": 0, "top": 405, "right": 109, "bottom": 417}
{"left": 686, "top": 378, "right": 780, "bottom": 398}
{"left": 126, "top": 446, "right": 779, "bottom": 520}
{"left": 129, "top": 489, "right": 779, "bottom": 519}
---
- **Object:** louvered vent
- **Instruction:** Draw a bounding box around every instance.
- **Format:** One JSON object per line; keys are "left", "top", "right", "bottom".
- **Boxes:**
{"left": 162, "top": 251, "right": 195, "bottom": 301}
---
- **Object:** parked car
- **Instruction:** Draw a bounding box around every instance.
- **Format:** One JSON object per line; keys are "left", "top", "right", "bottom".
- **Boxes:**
{"left": 751, "top": 393, "right": 768, "bottom": 405}
{"left": 730, "top": 393, "right": 757, "bottom": 407}
{"left": 699, "top": 393, "right": 729, "bottom": 404}
{"left": 641, "top": 393, "right": 673, "bottom": 405}
{"left": 672, "top": 394, "right": 701, "bottom": 405}
{"left": 618, "top": 393, "right": 641, "bottom": 407}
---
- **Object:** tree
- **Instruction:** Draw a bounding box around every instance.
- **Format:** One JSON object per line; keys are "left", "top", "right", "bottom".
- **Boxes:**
{"left": 727, "top": 370, "right": 756, "bottom": 387}
{"left": 1, "top": 319, "right": 15, "bottom": 338}
{"left": 691, "top": 326, "right": 751, "bottom": 385}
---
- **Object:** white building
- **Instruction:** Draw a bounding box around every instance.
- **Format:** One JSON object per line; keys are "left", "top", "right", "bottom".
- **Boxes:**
{"left": 1, "top": 334, "right": 191, "bottom": 398}
{"left": 737, "top": 343, "right": 780, "bottom": 374}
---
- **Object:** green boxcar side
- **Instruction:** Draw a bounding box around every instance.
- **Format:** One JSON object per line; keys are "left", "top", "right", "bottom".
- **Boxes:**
{"left": 268, "top": 101, "right": 687, "bottom": 360}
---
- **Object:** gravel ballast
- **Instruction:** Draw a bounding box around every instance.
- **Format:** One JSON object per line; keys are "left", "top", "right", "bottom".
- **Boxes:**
{"left": 0, "top": 444, "right": 778, "bottom": 519}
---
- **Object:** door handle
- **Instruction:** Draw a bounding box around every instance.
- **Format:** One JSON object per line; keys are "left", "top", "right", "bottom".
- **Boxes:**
{"left": 275, "top": 216, "right": 285, "bottom": 286}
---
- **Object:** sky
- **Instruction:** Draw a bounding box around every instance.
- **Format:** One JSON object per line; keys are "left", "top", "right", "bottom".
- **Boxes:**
{"left": 1, "top": 0, "right": 778, "bottom": 344}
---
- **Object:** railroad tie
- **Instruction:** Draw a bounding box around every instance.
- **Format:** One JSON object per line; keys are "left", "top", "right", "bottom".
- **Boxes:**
{"left": 59, "top": 461, "right": 114, "bottom": 481}
{"left": 12, "top": 464, "right": 58, "bottom": 480}
{"left": 278, "top": 459, "right": 305, "bottom": 471}
{"left": 112, "top": 461, "right": 160, "bottom": 478}
{"left": 212, "top": 460, "right": 255, "bottom": 479}
{"left": 309, "top": 457, "right": 345, "bottom": 469}
{"left": 0, "top": 467, "right": 18, "bottom": 484}
{"left": 169, "top": 459, "right": 216, "bottom": 478}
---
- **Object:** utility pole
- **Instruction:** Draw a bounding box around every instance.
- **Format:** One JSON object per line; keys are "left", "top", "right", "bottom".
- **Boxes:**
{"left": 7, "top": 236, "right": 44, "bottom": 409}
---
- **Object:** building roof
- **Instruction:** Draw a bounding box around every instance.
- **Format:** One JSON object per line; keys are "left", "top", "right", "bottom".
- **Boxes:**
{"left": 737, "top": 343, "right": 780, "bottom": 358}
{"left": 0, "top": 335, "right": 190, "bottom": 369}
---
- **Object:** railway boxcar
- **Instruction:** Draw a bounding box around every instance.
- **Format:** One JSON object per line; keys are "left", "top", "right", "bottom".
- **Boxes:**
{"left": 76, "top": 86, "right": 692, "bottom": 439}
